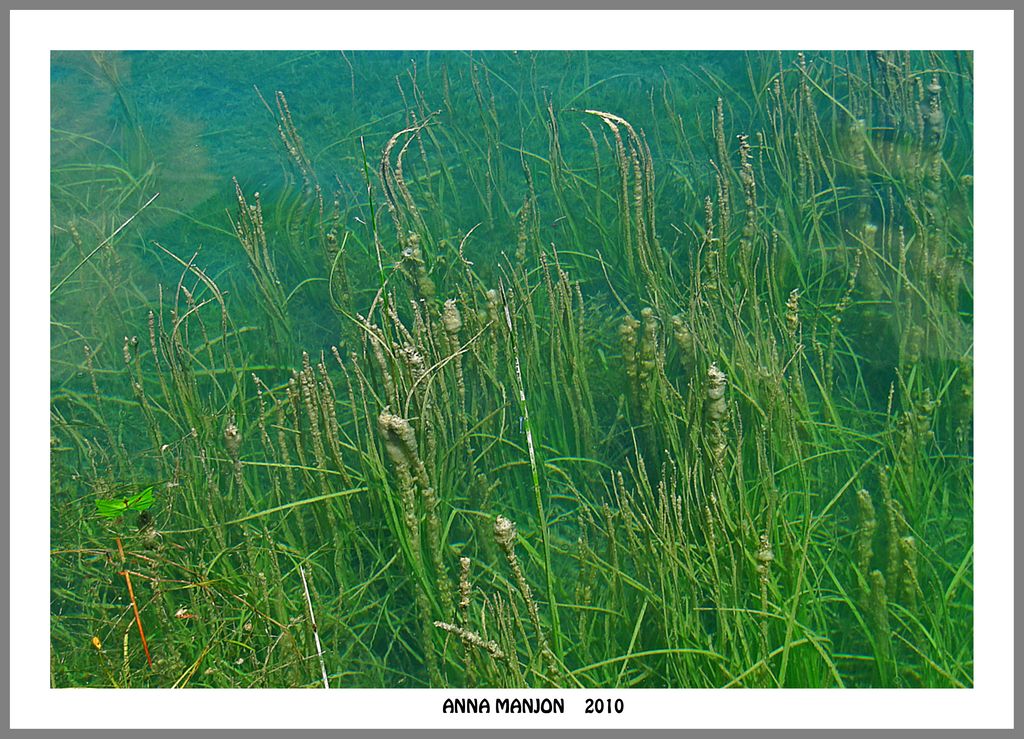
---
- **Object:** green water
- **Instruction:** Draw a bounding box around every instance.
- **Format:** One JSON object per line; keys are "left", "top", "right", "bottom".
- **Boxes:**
{"left": 50, "top": 50, "right": 973, "bottom": 688}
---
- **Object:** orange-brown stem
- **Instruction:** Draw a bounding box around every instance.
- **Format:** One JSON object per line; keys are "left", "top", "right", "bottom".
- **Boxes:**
{"left": 116, "top": 537, "right": 153, "bottom": 670}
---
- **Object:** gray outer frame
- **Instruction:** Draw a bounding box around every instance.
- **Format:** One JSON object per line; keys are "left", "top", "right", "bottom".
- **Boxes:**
{"left": 16, "top": 0, "right": 1014, "bottom": 735}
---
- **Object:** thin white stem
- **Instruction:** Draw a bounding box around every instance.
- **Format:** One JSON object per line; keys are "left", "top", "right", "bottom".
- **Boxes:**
{"left": 300, "top": 565, "right": 329, "bottom": 689}
{"left": 51, "top": 191, "right": 160, "bottom": 295}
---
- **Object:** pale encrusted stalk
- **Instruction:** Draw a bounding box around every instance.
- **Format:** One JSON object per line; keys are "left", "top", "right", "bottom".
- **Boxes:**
{"left": 704, "top": 363, "right": 728, "bottom": 470}
{"left": 899, "top": 536, "right": 919, "bottom": 611}
{"left": 785, "top": 288, "right": 801, "bottom": 340}
{"left": 223, "top": 416, "right": 243, "bottom": 492}
{"left": 670, "top": 313, "right": 695, "bottom": 373}
{"left": 869, "top": 570, "right": 893, "bottom": 683}
{"left": 457, "top": 556, "right": 476, "bottom": 684}
{"left": 442, "top": 298, "right": 473, "bottom": 478}
{"left": 494, "top": 515, "right": 557, "bottom": 678}
{"left": 620, "top": 314, "right": 640, "bottom": 404}
{"left": 434, "top": 621, "right": 505, "bottom": 661}
{"left": 377, "top": 409, "right": 452, "bottom": 615}
{"left": 855, "top": 489, "right": 877, "bottom": 606}
{"left": 298, "top": 355, "right": 329, "bottom": 496}
{"left": 756, "top": 532, "right": 775, "bottom": 672}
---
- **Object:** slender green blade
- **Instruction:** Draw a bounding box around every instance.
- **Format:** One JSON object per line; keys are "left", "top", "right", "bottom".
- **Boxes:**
{"left": 95, "top": 498, "right": 128, "bottom": 518}
{"left": 124, "top": 486, "right": 155, "bottom": 512}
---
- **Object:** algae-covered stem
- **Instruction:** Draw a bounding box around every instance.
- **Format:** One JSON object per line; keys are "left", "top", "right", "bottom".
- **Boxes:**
{"left": 498, "top": 279, "right": 561, "bottom": 661}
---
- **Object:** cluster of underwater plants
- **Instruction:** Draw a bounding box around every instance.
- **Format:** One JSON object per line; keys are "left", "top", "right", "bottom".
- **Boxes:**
{"left": 50, "top": 50, "right": 972, "bottom": 688}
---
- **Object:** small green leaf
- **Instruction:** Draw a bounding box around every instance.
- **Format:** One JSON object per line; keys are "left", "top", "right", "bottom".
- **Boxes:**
{"left": 95, "top": 486, "right": 156, "bottom": 518}
{"left": 95, "top": 498, "right": 128, "bottom": 518}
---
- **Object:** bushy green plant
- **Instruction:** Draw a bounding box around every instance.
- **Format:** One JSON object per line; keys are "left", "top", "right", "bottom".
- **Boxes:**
{"left": 50, "top": 49, "right": 972, "bottom": 689}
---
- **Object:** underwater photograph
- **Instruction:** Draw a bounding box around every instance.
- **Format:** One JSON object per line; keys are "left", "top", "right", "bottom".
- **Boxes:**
{"left": 49, "top": 49, "right": 974, "bottom": 690}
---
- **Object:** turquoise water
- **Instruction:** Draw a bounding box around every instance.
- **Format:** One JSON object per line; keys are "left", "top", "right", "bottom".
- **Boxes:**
{"left": 51, "top": 51, "right": 973, "bottom": 688}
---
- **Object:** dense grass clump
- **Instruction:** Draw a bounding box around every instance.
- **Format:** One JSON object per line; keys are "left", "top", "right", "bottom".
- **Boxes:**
{"left": 50, "top": 50, "right": 973, "bottom": 688}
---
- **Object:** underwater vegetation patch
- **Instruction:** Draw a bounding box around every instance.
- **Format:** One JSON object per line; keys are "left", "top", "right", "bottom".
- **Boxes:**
{"left": 50, "top": 50, "right": 972, "bottom": 688}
